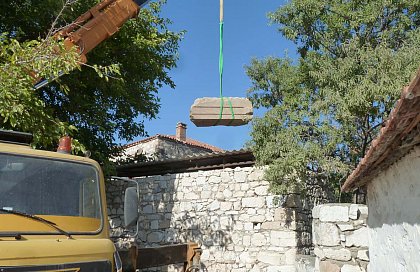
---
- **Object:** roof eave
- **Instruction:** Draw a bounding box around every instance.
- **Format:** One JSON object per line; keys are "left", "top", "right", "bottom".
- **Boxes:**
{"left": 342, "top": 71, "right": 420, "bottom": 192}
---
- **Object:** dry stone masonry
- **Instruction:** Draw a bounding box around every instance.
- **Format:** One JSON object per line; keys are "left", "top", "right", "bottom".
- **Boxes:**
{"left": 107, "top": 166, "right": 320, "bottom": 272}
{"left": 312, "top": 204, "right": 369, "bottom": 272}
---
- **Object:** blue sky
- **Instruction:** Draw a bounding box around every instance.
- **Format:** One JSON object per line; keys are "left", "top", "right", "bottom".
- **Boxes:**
{"left": 131, "top": 0, "right": 296, "bottom": 151}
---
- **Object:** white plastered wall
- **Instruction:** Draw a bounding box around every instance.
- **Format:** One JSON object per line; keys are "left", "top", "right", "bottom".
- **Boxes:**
{"left": 367, "top": 146, "right": 420, "bottom": 272}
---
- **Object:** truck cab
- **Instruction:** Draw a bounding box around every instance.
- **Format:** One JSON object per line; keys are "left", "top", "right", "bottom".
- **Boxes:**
{"left": 0, "top": 130, "right": 121, "bottom": 271}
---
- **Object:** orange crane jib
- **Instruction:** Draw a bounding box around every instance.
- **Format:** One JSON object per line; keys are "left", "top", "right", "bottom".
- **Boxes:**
{"left": 33, "top": 0, "right": 149, "bottom": 90}
{"left": 59, "top": 0, "right": 149, "bottom": 63}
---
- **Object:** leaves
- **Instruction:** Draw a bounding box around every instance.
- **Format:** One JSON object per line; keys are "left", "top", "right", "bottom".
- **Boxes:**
{"left": 0, "top": 34, "right": 79, "bottom": 148}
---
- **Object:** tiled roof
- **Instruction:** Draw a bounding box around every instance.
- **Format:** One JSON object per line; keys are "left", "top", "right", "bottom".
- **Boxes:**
{"left": 122, "top": 134, "right": 224, "bottom": 153}
{"left": 123, "top": 135, "right": 159, "bottom": 148}
{"left": 116, "top": 149, "right": 254, "bottom": 177}
{"left": 342, "top": 71, "right": 420, "bottom": 192}
{"left": 159, "top": 135, "right": 224, "bottom": 152}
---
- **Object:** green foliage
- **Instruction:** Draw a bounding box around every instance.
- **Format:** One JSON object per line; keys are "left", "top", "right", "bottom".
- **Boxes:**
{"left": 271, "top": 0, "right": 420, "bottom": 57}
{"left": 247, "top": 0, "right": 420, "bottom": 198}
{"left": 0, "top": 35, "right": 83, "bottom": 150}
{"left": 0, "top": 0, "right": 183, "bottom": 169}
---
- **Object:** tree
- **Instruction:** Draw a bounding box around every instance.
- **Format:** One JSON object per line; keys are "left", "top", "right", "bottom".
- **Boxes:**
{"left": 246, "top": 0, "right": 420, "bottom": 199}
{"left": 0, "top": 0, "right": 183, "bottom": 171}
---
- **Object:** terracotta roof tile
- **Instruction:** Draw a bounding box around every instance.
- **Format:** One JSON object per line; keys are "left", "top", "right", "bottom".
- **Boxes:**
{"left": 122, "top": 134, "right": 224, "bottom": 153}
{"left": 159, "top": 135, "right": 224, "bottom": 152}
{"left": 342, "top": 71, "right": 420, "bottom": 192}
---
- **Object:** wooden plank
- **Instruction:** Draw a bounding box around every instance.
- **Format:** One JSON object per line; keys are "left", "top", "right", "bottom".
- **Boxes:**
{"left": 131, "top": 244, "right": 189, "bottom": 269}
{"left": 191, "top": 107, "right": 251, "bottom": 115}
{"left": 190, "top": 97, "right": 252, "bottom": 108}
{"left": 191, "top": 114, "right": 251, "bottom": 119}
{"left": 190, "top": 115, "right": 252, "bottom": 126}
{"left": 191, "top": 118, "right": 251, "bottom": 127}
{"left": 190, "top": 97, "right": 253, "bottom": 127}
{"left": 191, "top": 116, "right": 252, "bottom": 127}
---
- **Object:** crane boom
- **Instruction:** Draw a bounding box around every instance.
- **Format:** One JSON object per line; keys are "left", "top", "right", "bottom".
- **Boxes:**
{"left": 60, "top": 0, "right": 150, "bottom": 62}
{"left": 34, "top": 0, "right": 151, "bottom": 89}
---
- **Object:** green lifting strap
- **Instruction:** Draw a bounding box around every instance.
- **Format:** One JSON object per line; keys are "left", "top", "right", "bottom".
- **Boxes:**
{"left": 216, "top": 0, "right": 235, "bottom": 126}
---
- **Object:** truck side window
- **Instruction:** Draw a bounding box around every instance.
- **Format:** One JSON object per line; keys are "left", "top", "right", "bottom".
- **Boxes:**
{"left": 81, "top": 178, "right": 100, "bottom": 218}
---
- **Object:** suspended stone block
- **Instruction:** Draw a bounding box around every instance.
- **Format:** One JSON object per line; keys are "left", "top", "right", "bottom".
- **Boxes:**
{"left": 190, "top": 97, "right": 253, "bottom": 127}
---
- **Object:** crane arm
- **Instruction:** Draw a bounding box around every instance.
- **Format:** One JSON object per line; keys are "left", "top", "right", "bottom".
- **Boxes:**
{"left": 59, "top": 0, "right": 151, "bottom": 63}
{"left": 34, "top": 0, "right": 151, "bottom": 89}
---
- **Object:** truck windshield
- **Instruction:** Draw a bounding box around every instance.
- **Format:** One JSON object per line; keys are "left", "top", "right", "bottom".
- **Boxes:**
{"left": 0, "top": 153, "right": 102, "bottom": 234}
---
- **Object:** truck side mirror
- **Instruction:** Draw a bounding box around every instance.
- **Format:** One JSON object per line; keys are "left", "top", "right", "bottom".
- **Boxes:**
{"left": 124, "top": 187, "right": 139, "bottom": 227}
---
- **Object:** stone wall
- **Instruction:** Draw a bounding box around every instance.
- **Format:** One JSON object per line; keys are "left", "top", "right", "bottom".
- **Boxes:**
{"left": 312, "top": 204, "right": 369, "bottom": 272}
{"left": 107, "top": 166, "right": 317, "bottom": 272}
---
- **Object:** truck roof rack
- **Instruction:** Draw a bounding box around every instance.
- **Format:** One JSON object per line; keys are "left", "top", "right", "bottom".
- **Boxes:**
{"left": 0, "top": 130, "right": 33, "bottom": 145}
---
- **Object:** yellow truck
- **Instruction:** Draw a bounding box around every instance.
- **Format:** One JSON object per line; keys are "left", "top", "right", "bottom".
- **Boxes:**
{"left": 0, "top": 130, "right": 123, "bottom": 271}
{"left": 0, "top": 131, "right": 202, "bottom": 271}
